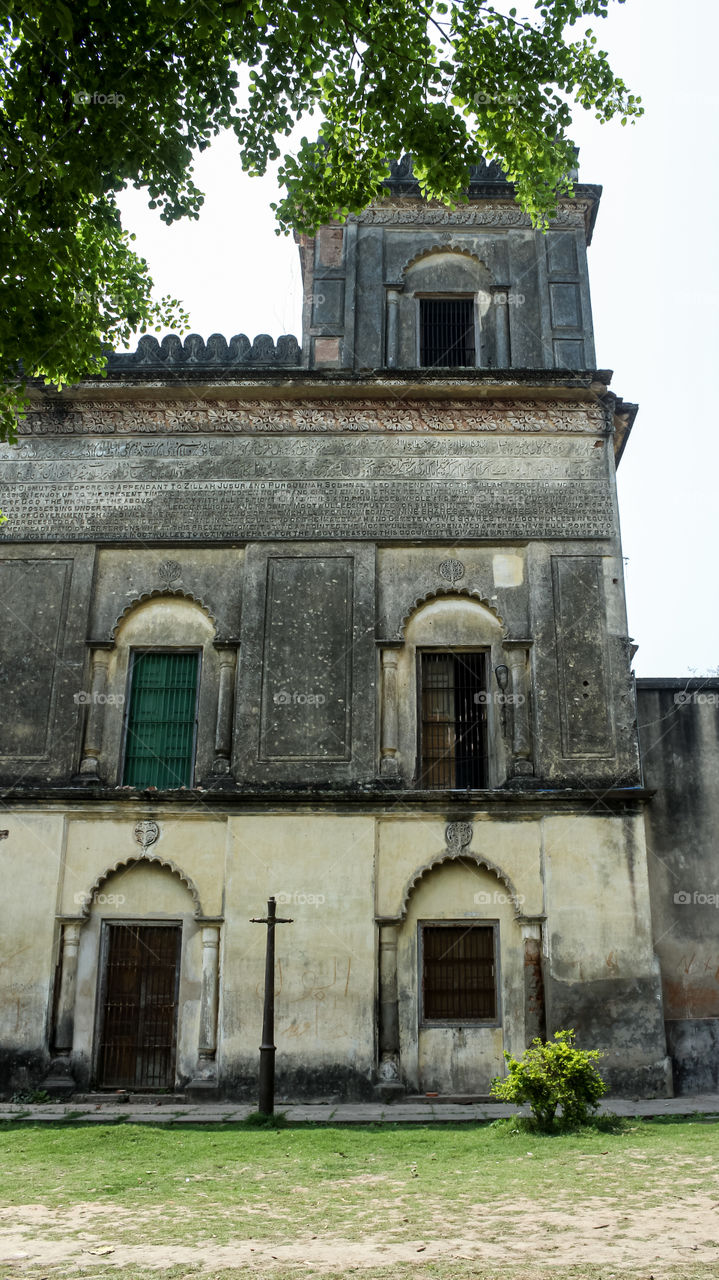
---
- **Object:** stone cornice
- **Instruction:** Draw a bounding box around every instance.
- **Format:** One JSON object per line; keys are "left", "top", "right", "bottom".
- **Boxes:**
{"left": 23, "top": 367, "right": 614, "bottom": 405}
{"left": 0, "top": 786, "right": 653, "bottom": 812}
{"left": 636, "top": 678, "right": 719, "bottom": 690}
{"left": 16, "top": 372, "right": 635, "bottom": 460}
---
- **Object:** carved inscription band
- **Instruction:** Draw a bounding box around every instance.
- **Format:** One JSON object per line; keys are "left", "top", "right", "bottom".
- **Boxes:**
{"left": 2, "top": 478, "right": 613, "bottom": 542}
{"left": 3, "top": 405, "right": 613, "bottom": 543}
{"left": 1, "top": 436, "right": 606, "bottom": 483}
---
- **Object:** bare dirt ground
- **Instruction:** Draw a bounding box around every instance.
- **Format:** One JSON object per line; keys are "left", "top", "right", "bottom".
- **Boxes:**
{"left": 2, "top": 1192, "right": 719, "bottom": 1275}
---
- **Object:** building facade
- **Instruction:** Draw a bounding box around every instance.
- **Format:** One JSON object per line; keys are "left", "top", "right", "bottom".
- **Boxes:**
{"left": 0, "top": 158, "right": 716, "bottom": 1100}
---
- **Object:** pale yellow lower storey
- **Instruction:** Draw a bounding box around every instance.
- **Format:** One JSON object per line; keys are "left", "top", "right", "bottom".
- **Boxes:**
{"left": 0, "top": 806, "right": 671, "bottom": 1098}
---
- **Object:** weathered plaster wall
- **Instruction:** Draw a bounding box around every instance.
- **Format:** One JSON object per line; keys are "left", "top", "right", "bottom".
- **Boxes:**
{"left": 638, "top": 680, "right": 719, "bottom": 1092}
{"left": 59, "top": 813, "right": 226, "bottom": 920}
{"left": 89, "top": 547, "right": 244, "bottom": 643}
{"left": 376, "top": 817, "right": 542, "bottom": 922}
{"left": 0, "top": 804, "right": 672, "bottom": 1098}
{"left": 232, "top": 543, "right": 377, "bottom": 787}
{"left": 376, "top": 545, "right": 528, "bottom": 642}
{"left": 222, "top": 814, "right": 377, "bottom": 1099}
{"left": 0, "top": 814, "right": 64, "bottom": 1087}
{"left": 0, "top": 545, "right": 94, "bottom": 781}
{"left": 543, "top": 811, "right": 670, "bottom": 1094}
{"left": 528, "top": 543, "right": 640, "bottom": 788}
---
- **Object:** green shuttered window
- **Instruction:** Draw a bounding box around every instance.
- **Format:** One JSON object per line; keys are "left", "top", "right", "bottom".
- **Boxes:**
{"left": 123, "top": 651, "right": 199, "bottom": 789}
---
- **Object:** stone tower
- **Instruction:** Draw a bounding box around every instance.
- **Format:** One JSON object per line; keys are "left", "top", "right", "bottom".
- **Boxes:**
{"left": 299, "top": 155, "right": 596, "bottom": 375}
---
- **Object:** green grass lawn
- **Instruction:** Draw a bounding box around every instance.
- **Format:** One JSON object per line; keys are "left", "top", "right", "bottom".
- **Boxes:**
{"left": 1, "top": 1117, "right": 718, "bottom": 1279}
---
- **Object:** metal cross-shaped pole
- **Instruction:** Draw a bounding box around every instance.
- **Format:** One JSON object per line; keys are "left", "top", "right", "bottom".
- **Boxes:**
{"left": 250, "top": 896, "right": 293, "bottom": 1115}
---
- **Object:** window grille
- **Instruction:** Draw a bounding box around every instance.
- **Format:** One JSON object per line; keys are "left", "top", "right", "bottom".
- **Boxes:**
{"left": 422, "top": 923, "right": 497, "bottom": 1021}
{"left": 123, "top": 651, "right": 199, "bottom": 788}
{"left": 419, "top": 651, "right": 487, "bottom": 788}
{"left": 420, "top": 298, "right": 475, "bottom": 367}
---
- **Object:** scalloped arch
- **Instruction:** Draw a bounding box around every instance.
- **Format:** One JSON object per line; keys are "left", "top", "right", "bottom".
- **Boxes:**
{"left": 400, "top": 243, "right": 494, "bottom": 283}
{"left": 398, "top": 851, "right": 521, "bottom": 921}
{"left": 81, "top": 854, "right": 204, "bottom": 919}
{"left": 111, "top": 589, "right": 218, "bottom": 640}
{"left": 397, "top": 589, "right": 505, "bottom": 640}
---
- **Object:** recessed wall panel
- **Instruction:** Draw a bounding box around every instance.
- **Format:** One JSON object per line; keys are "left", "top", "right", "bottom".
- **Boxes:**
{"left": 550, "top": 282, "right": 582, "bottom": 329}
{"left": 553, "top": 339, "right": 585, "bottom": 370}
{"left": 546, "top": 233, "right": 578, "bottom": 275}
{"left": 0, "top": 559, "right": 70, "bottom": 757}
{"left": 552, "top": 555, "right": 614, "bottom": 758}
{"left": 259, "top": 556, "right": 353, "bottom": 761}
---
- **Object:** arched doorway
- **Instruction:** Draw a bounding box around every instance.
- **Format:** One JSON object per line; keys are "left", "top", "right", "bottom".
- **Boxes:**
{"left": 62, "top": 857, "right": 207, "bottom": 1092}
{"left": 95, "top": 921, "right": 182, "bottom": 1089}
{"left": 397, "top": 857, "right": 525, "bottom": 1095}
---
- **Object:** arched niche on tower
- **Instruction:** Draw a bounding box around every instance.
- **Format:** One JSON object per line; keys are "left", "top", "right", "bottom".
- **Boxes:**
{"left": 81, "top": 595, "right": 228, "bottom": 786}
{"left": 388, "top": 593, "right": 510, "bottom": 788}
{"left": 395, "top": 855, "right": 526, "bottom": 1094}
{"left": 66, "top": 858, "right": 218, "bottom": 1092}
{"left": 390, "top": 249, "right": 496, "bottom": 369}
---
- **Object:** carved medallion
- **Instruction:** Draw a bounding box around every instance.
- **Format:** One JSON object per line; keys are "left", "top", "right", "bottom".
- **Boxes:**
{"left": 439, "top": 558, "right": 465, "bottom": 584}
{"left": 445, "top": 822, "right": 473, "bottom": 854}
{"left": 158, "top": 559, "right": 182, "bottom": 588}
{"left": 134, "top": 820, "right": 160, "bottom": 850}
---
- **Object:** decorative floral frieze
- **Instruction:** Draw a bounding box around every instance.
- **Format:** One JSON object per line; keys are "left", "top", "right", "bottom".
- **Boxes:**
{"left": 19, "top": 398, "right": 607, "bottom": 437}
{"left": 349, "top": 200, "right": 588, "bottom": 228}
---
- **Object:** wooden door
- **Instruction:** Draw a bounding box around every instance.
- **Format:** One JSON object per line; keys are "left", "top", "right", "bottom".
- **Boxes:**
{"left": 96, "top": 923, "right": 181, "bottom": 1090}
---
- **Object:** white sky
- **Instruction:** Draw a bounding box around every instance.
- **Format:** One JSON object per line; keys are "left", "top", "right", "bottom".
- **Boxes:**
{"left": 117, "top": 0, "right": 718, "bottom": 677}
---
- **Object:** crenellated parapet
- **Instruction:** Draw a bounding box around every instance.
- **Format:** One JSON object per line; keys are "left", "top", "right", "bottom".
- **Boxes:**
{"left": 108, "top": 331, "right": 302, "bottom": 370}
{"left": 380, "top": 152, "right": 582, "bottom": 200}
{"left": 382, "top": 153, "right": 511, "bottom": 195}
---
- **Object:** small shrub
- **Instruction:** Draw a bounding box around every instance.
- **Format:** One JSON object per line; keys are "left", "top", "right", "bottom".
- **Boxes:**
{"left": 10, "top": 1088, "right": 52, "bottom": 1104}
{"left": 490, "top": 1029, "right": 606, "bottom": 1131}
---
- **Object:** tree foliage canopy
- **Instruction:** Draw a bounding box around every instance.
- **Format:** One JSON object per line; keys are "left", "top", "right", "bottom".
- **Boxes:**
{"left": 0, "top": 0, "right": 641, "bottom": 438}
